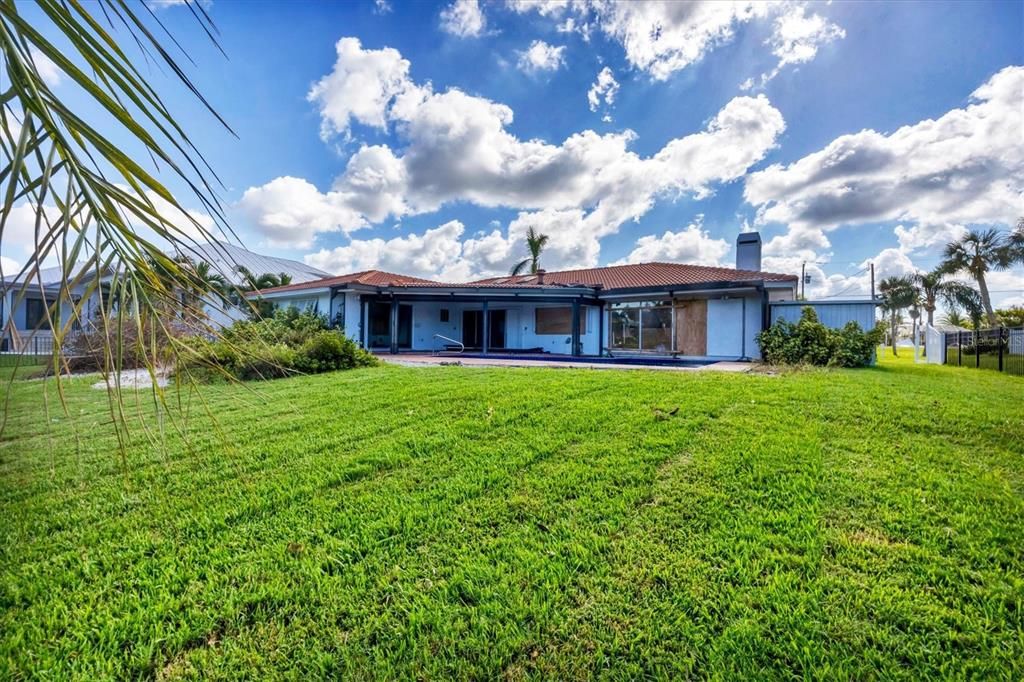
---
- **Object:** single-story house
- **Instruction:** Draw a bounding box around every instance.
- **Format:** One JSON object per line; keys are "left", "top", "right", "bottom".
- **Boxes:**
{"left": 250, "top": 232, "right": 801, "bottom": 361}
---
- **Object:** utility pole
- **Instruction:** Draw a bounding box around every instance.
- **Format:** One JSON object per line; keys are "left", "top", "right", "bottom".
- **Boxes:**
{"left": 870, "top": 262, "right": 875, "bottom": 302}
{"left": 800, "top": 261, "right": 807, "bottom": 299}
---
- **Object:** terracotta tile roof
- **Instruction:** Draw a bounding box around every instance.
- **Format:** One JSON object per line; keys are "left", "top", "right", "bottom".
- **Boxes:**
{"left": 472, "top": 262, "right": 798, "bottom": 291}
{"left": 251, "top": 262, "right": 797, "bottom": 296}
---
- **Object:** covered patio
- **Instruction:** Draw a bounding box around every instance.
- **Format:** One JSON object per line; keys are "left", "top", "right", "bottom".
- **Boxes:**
{"left": 356, "top": 287, "right": 604, "bottom": 356}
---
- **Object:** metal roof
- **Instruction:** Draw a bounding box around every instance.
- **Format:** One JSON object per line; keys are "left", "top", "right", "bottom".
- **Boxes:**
{"left": 178, "top": 241, "right": 330, "bottom": 284}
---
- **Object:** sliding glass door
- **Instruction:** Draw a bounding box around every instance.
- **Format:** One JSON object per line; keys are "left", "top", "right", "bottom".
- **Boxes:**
{"left": 367, "top": 302, "right": 412, "bottom": 349}
{"left": 608, "top": 299, "right": 706, "bottom": 354}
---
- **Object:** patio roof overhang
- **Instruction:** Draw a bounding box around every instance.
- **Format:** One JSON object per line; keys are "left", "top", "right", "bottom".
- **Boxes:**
{"left": 251, "top": 277, "right": 790, "bottom": 304}
{"left": 354, "top": 285, "right": 603, "bottom": 305}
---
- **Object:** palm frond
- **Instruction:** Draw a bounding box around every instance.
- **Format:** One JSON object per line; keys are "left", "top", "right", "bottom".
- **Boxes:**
{"left": 0, "top": 0, "right": 250, "bottom": 447}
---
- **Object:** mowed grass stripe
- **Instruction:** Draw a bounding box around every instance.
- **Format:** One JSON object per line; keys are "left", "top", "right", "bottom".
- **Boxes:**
{"left": 162, "top": 371, "right": 741, "bottom": 679}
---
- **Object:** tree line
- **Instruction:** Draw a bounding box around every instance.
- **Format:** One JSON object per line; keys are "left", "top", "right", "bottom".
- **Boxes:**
{"left": 879, "top": 221, "right": 1024, "bottom": 354}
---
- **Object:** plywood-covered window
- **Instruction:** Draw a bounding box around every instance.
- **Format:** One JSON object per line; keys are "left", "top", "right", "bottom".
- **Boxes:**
{"left": 535, "top": 307, "right": 586, "bottom": 335}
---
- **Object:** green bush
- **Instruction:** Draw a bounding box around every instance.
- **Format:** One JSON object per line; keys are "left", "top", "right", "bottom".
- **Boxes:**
{"left": 179, "top": 309, "right": 377, "bottom": 381}
{"left": 757, "top": 307, "right": 882, "bottom": 368}
{"left": 295, "top": 330, "right": 377, "bottom": 373}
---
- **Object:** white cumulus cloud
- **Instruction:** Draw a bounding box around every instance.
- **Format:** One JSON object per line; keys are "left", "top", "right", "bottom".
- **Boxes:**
{"left": 242, "top": 36, "right": 786, "bottom": 269}
{"left": 587, "top": 66, "right": 619, "bottom": 113}
{"left": 514, "top": 1, "right": 844, "bottom": 84}
{"left": 743, "top": 4, "right": 845, "bottom": 90}
{"left": 440, "top": 0, "right": 487, "bottom": 38}
{"left": 307, "top": 37, "right": 414, "bottom": 139}
{"left": 747, "top": 65, "right": 1024, "bottom": 260}
{"left": 613, "top": 218, "right": 731, "bottom": 266}
{"left": 29, "top": 48, "right": 62, "bottom": 87}
{"left": 517, "top": 40, "right": 567, "bottom": 73}
{"left": 238, "top": 176, "right": 365, "bottom": 248}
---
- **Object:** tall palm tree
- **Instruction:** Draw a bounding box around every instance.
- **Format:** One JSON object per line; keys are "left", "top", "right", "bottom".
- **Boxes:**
{"left": 510, "top": 228, "right": 549, "bottom": 277}
{"left": 940, "top": 229, "right": 1008, "bottom": 326}
{"left": 910, "top": 268, "right": 981, "bottom": 327}
{"left": 878, "top": 275, "right": 916, "bottom": 356}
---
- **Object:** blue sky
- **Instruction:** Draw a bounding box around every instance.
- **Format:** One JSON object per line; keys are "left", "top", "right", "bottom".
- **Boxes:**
{"left": 7, "top": 0, "right": 1024, "bottom": 305}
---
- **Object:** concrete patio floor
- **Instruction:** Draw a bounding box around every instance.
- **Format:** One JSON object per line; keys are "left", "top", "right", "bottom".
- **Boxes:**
{"left": 381, "top": 354, "right": 752, "bottom": 372}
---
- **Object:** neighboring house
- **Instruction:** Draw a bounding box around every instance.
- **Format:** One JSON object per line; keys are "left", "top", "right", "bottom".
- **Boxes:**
{"left": 1, "top": 242, "right": 331, "bottom": 352}
{"left": 0, "top": 262, "right": 111, "bottom": 353}
{"left": 249, "top": 232, "right": 802, "bottom": 361}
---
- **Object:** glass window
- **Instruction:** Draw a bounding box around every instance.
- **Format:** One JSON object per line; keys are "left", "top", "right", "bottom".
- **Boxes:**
{"left": 641, "top": 307, "right": 673, "bottom": 351}
{"left": 24, "top": 298, "right": 52, "bottom": 330}
{"left": 611, "top": 308, "right": 639, "bottom": 349}
{"left": 609, "top": 300, "right": 674, "bottom": 352}
{"left": 440, "top": 308, "right": 449, "bottom": 323}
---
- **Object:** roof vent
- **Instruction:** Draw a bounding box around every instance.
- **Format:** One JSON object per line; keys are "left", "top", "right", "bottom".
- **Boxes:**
{"left": 736, "top": 231, "right": 761, "bottom": 272}
{"left": 536, "top": 269, "right": 546, "bottom": 285}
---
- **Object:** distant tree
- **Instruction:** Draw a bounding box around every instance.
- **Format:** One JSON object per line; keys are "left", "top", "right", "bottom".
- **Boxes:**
{"left": 940, "top": 309, "right": 968, "bottom": 329}
{"left": 1004, "top": 217, "right": 1024, "bottom": 266}
{"left": 188, "top": 261, "right": 229, "bottom": 307}
{"left": 510, "top": 228, "right": 549, "bottom": 277}
{"left": 996, "top": 306, "right": 1024, "bottom": 328}
{"left": 940, "top": 229, "right": 1009, "bottom": 326}
{"left": 878, "top": 275, "right": 917, "bottom": 356}
{"left": 910, "top": 268, "right": 981, "bottom": 327}
{"left": 235, "top": 266, "right": 293, "bottom": 291}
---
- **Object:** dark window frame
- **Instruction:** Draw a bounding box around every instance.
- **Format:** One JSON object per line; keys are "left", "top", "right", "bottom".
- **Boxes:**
{"left": 24, "top": 297, "right": 53, "bottom": 331}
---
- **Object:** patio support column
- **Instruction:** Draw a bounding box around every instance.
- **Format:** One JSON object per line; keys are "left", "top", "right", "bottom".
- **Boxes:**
{"left": 361, "top": 297, "right": 369, "bottom": 348}
{"left": 482, "top": 299, "right": 489, "bottom": 355}
{"left": 571, "top": 298, "right": 581, "bottom": 356}
{"left": 389, "top": 297, "right": 399, "bottom": 354}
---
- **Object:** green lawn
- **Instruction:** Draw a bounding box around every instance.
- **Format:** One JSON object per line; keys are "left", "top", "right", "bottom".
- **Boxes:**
{"left": 1, "top": 354, "right": 1022, "bottom": 679}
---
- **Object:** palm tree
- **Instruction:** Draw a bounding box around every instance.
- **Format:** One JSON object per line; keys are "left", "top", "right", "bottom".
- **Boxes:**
{"left": 510, "top": 228, "right": 549, "bottom": 277}
{"left": 878, "top": 275, "right": 916, "bottom": 356}
{"left": 940, "top": 309, "right": 967, "bottom": 328}
{"left": 193, "top": 261, "right": 229, "bottom": 304}
{"left": 235, "top": 266, "right": 292, "bottom": 291}
{"left": 941, "top": 229, "right": 1009, "bottom": 326}
{"left": 910, "top": 268, "right": 981, "bottom": 327}
{"left": 1004, "top": 217, "right": 1024, "bottom": 266}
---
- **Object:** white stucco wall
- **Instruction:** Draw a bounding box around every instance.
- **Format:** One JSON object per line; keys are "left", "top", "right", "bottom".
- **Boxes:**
{"left": 706, "top": 295, "right": 763, "bottom": 359}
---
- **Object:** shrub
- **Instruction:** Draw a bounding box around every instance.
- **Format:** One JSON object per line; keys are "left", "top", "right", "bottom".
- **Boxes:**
{"left": 831, "top": 321, "right": 883, "bottom": 368}
{"left": 234, "top": 343, "right": 297, "bottom": 381}
{"left": 295, "top": 330, "right": 377, "bottom": 373}
{"left": 179, "top": 310, "right": 377, "bottom": 381}
{"left": 757, "top": 307, "right": 882, "bottom": 368}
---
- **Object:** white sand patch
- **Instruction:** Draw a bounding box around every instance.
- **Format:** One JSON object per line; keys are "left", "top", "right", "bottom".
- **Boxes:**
{"left": 92, "top": 368, "right": 169, "bottom": 390}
